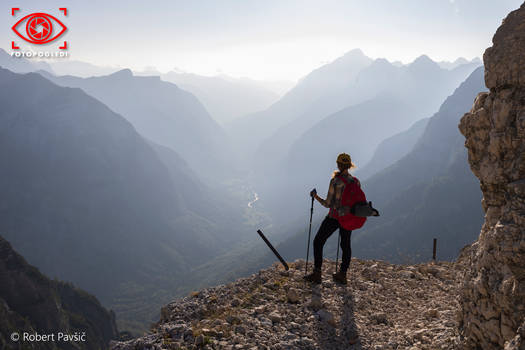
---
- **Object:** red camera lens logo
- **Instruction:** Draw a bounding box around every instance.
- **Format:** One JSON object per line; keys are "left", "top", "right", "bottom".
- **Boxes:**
{"left": 27, "top": 15, "right": 52, "bottom": 42}
{"left": 12, "top": 12, "right": 67, "bottom": 45}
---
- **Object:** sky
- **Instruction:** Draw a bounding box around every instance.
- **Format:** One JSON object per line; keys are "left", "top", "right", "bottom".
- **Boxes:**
{"left": 3, "top": 0, "right": 523, "bottom": 82}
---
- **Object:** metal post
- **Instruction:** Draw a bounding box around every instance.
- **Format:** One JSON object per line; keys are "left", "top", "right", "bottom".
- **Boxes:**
{"left": 433, "top": 238, "right": 437, "bottom": 261}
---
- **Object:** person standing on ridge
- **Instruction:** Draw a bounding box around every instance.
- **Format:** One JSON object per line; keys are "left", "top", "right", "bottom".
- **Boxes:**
{"left": 305, "top": 153, "right": 358, "bottom": 285}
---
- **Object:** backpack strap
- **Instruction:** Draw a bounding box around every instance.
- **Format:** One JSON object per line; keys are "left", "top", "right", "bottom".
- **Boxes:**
{"left": 337, "top": 174, "right": 357, "bottom": 186}
{"left": 337, "top": 175, "right": 348, "bottom": 185}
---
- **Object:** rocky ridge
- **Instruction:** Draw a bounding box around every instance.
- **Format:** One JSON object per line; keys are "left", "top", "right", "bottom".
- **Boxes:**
{"left": 111, "top": 258, "right": 464, "bottom": 350}
{"left": 458, "top": 2, "right": 525, "bottom": 349}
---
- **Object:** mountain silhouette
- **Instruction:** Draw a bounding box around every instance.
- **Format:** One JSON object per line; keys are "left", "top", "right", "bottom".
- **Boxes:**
{"left": 0, "top": 48, "right": 54, "bottom": 74}
{"left": 250, "top": 56, "right": 480, "bottom": 224}
{"left": 227, "top": 49, "right": 373, "bottom": 158}
{"left": 251, "top": 54, "right": 479, "bottom": 189}
{"left": 49, "top": 59, "right": 121, "bottom": 77}
{"left": 355, "top": 118, "right": 430, "bottom": 180}
{"left": 38, "top": 69, "right": 234, "bottom": 180}
{"left": 247, "top": 67, "right": 486, "bottom": 267}
{"left": 160, "top": 71, "right": 280, "bottom": 124}
{"left": 349, "top": 68, "right": 487, "bottom": 261}
{"left": 437, "top": 57, "right": 481, "bottom": 70}
{"left": 0, "top": 67, "right": 245, "bottom": 333}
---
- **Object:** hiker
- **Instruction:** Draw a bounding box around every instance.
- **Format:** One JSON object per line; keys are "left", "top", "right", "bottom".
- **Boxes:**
{"left": 305, "top": 153, "right": 358, "bottom": 285}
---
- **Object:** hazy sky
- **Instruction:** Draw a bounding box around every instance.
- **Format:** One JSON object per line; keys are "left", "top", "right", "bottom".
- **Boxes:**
{"left": 3, "top": 0, "right": 523, "bottom": 81}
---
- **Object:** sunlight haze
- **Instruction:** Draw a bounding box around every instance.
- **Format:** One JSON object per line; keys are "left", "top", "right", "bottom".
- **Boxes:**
{"left": 3, "top": 0, "right": 522, "bottom": 81}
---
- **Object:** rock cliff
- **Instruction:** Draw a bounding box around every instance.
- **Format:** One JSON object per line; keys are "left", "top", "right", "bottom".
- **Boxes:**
{"left": 458, "top": 2, "right": 525, "bottom": 349}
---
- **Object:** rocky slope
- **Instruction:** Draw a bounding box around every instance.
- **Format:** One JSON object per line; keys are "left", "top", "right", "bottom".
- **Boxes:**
{"left": 0, "top": 235, "right": 118, "bottom": 350}
{"left": 458, "top": 2, "right": 525, "bottom": 349}
{"left": 111, "top": 259, "right": 465, "bottom": 350}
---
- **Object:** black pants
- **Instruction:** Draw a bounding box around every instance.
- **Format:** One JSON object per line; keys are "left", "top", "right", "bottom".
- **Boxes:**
{"left": 313, "top": 216, "right": 352, "bottom": 272}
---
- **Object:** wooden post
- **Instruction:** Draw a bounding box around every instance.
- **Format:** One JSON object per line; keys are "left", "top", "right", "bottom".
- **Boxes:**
{"left": 432, "top": 238, "right": 437, "bottom": 261}
{"left": 257, "top": 230, "right": 289, "bottom": 270}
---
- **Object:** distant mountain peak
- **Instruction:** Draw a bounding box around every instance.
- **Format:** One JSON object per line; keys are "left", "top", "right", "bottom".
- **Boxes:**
{"left": 471, "top": 57, "right": 482, "bottom": 64}
{"left": 437, "top": 57, "right": 482, "bottom": 70}
{"left": 412, "top": 54, "right": 436, "bottom": 65}
{"left": 370, "top": 58, "right": 394, "bottom": 67}
{"left": 453, "top": 57, "right": 469, "bottom": 65}
{"left": 409, "top": 55, "right": 441, "bottom": 71}
{"left": 108, "top": 68, "right": 133, "bottom": 78}
{"left": 321, "top": 48, "right": 372, "bottom": 72}
{"left": 343, "top": 48, "right": 365, "bottom": 57}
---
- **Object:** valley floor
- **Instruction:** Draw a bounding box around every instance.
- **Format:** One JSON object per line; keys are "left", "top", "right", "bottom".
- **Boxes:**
{"left": 111, "top": 258, "right": 465, "bottom": 350}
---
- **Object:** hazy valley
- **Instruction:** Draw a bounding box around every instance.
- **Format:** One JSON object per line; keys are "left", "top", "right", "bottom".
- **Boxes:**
{"left": 1, "top": 4, "right": 523, "bottom": 346}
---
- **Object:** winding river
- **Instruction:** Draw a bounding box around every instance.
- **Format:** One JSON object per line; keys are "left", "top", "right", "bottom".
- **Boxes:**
{"left": 247, "top": 192, "right": 259, "bottom": 208}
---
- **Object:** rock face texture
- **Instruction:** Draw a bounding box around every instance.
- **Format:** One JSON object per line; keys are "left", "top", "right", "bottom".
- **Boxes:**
{"left": 458, "top": 3, "right": 525, "bottom": 349}
{"left": 112, "top": 259, "right": 465, "bottom": 350}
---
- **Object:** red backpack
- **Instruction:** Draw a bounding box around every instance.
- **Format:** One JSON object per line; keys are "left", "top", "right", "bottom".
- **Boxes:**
{"left": 330, "top": 175, "right": 367, "bottom": 230}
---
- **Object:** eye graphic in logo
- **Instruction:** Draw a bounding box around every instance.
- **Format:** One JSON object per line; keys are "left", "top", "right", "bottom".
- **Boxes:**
{"left": 12, "top": 12, "right": 67, "bottom": 44}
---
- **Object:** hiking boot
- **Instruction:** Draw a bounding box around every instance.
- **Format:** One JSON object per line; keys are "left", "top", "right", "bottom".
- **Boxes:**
{"left": 332, "top": 270, "right": 347, "bottom": 285}
{"left": 304, "top": 269, "right": 322, "bottom": 284}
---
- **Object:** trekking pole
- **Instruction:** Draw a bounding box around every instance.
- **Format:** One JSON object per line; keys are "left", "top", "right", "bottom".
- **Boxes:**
{"left": 335, "top": 231, "right": 340, "bottom": 274}
{"left": 305, "top": 195, "right": 315, "bottom": 277}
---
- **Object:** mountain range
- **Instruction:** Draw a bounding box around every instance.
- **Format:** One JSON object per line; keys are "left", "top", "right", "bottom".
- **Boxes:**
{"left": 437, "top": 57, "right": 481, "bottom": 70}
{"left": 351, "top": 66, "right": 486, "bottom": 261}
{"left": 0, "top": 47, "right": 488, "bottom": 337}
{"left": 37, "top": 69, "right": 234, "bottom": 180}
{"left": 275, "top": 55, "right": 478, "bottom": 169}
{"left": 226, "top": 49, "right": 374, "bottom": 159}
{"left": 249, "top": 53, "right": 480, "bottom": 224}
{"left": 48, "top": 60, "right": 121, "bottom": 77}
{"left": 229, "top": 51, "right": 479, "bottom": 171}
{"left": 159, "top": 71, "right": 282, "bottom": 124}
{"left": 208, "top": 66, "right": 487, "bottom": 280}
{"left": 0, "top": 67, "right": 250, "bottom": 333}
{"left": 0, "top": 48, "right": 54, "bottom": 74}
{"left": 268, "top": 66, "right": 486, "bottom": 265}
